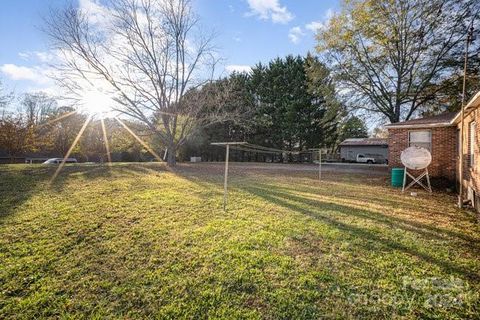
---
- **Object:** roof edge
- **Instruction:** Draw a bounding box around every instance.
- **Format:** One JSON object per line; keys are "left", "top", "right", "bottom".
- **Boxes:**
{"left": 386, "top": 122, "right": 456, "bottom": 129}
{"left": 385, "top": 90, "right": 480, "bottom": 130}
{"left": 452, "top": 91, "right": 480, "bottom": 124}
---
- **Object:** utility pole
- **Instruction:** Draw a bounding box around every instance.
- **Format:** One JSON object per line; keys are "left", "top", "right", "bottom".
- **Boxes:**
{"left": 458, "top": 24, "right": 475, "bottom": 208}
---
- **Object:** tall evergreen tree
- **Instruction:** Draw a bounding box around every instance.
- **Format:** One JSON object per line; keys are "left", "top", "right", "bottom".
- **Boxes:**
{"left": 249, "top": 55, "right": 342, "bottom": 150}
{"left": 180, "top": 55, "right": 344, "bottom": 159}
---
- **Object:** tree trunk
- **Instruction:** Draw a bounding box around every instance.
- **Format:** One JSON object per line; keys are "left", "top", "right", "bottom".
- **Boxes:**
{"left": 167, "top": 144, "right": 176, "bottom": 166}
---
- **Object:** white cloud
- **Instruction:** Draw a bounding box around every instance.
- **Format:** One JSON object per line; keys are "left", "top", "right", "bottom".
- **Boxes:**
{"left": 305, "top": 8, "right": 335, "bottom": 33}
{"left": 245, "top": 0, "right": 293, "bottom": 24}
{"left": 35, "top": 51, "right": 55, "bottom": 63}
{"left": 18, "top": 52, "right": 31, "bottom": 60}
{"left": 0, "top": 64, "right": 51, "bottom": 84}
{"left": 18, "top": 51, "right": 56, "bottom": 63}
{"left": 225, "top": 65, "right": 252, "bottom": 73}
{"left": 305, "top": 21, "right": 324, "bottom": 32}
{"left": 0, "top": 62, "right": 60, "bottom": 96}
{"left": 288, "top": 26, "right": 305, "bottom": 44}
{"left": 325, "top": 8, "right": 335, "bottom": 20}
{"left": 78, "top": 0, "right": 112, "bottom": 26}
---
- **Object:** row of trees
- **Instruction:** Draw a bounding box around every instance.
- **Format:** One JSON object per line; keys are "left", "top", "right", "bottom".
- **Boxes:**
{"left": 1, "top": 55, "right": 369, "bottom": 163}
{"left": 5, "top": 0, "right": 477, "bottom": 165}
{"left": 43, "top": 0, "right": 372, "bottom": 166}
{"left": 0, "top": 87, "right": 155, "bottom": 163}
{"left": 181, "top": 55, "right": 368, "bottom": 160}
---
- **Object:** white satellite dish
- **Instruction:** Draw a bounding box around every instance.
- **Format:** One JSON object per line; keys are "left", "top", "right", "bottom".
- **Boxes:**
{"left": 401, "top": 146, "right": 432, "bottom": 170}
{"left": 400, "top": 146, "right": 432, "bottom": 193}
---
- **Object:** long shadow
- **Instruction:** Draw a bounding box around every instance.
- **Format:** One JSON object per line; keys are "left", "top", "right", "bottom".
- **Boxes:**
{"left": 251, "top": 180, "right": 420, "bottom": 210}
{"left": 4, "top": 162, "right": 477, "bottom": 281}
{"left": 255, "top": 183, "right": 480, "bottom": 245}
{"left": 0, "top": 165, "right": 53, "bottom": 220}
{"left": 238, "top": 183, "right": 480, "bottom": 281}
{"left": 0, "top": 163, "right": 158, "bottom": 220}
{"left": 168, "top": 167, "right": 480, "bottom": 269}
{"left": 46, "top": 163, "right": 476, "bottom": 251}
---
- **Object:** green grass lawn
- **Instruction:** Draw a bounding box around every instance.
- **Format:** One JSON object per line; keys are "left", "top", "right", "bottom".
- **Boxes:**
{"left": 0, "top": 163, "right": 479, "bottom": 319}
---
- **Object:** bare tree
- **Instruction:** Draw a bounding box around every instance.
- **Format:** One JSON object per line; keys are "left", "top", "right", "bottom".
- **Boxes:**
{"left": 20, "top": 92, "right": 57, "bottom": 126}
{"left": 316, "top": 0, "right": 478, "bottom": 123}
{"left": 45, "top": 0, "right": 232, "bottom": 166}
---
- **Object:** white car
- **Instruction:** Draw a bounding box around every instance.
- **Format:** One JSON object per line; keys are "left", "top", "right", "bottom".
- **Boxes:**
{"left": 43, "top": 158, "right": 78, "bottom": 164}
{"left": 356, "top": 154, "right": 376, "bottom": 164}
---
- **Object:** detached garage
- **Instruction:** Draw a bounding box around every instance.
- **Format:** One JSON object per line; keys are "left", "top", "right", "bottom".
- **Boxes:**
{"left": 339, "top": 138, "right": 389, "bottom": 164}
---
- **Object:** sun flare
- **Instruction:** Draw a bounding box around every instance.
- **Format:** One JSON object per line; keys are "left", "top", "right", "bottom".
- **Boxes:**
{"left": 80, "top": 89, "right": 115, "bottom": 117}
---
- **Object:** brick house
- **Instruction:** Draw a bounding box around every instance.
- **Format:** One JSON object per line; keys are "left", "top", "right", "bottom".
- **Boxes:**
{"left": 386, "top": 112, "right": 458, "bottom": 182}
{"left": 385, "top": 91, "right": 480, "bottom": 207}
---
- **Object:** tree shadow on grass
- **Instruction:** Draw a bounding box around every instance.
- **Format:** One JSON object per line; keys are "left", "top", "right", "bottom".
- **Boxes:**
{"left": 237, "top": 183, "right": 480, "bottom": 282}
{"left": 169, "top": 166, "right": 479, "bottom": 252}
{"left": 273, "top": 181, "right": 471, "bottom": 221}
{"left": 0, "top": 163, "right": 158, "bottom": 220}
{"left": 254, "top": 183, "right": 480, "bottom": 245}
{"left": 0, "top": 165, "right": 56, "bottom": 220}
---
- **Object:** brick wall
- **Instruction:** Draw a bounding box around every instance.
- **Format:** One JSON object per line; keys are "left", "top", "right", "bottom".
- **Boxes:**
{"left": 387, "top": 126, "right": 457, "bottom": 182}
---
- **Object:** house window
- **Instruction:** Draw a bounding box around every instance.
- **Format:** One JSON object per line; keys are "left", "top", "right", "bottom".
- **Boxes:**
{"left": 409, "top": 130, "right": 431, "bottom": 151}
{"left": 470, "top": 121, "right": 476, "bottom": 167}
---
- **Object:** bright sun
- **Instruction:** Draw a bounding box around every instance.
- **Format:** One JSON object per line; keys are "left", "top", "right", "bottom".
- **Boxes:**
{"left": 80, "top": 89, "right": 115, "bottom": 117}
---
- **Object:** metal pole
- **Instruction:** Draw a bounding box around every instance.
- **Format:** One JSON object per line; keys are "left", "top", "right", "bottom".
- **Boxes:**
{"left": 223, "top": 144, "right": 230, "bottom": 211}
{"left": 426, "top": 168, "right": 432, "bottom": 193}
{"left": 318, "top": 149, "right": 322, "bottom": 181}
{"left": 458, "top": 25, "right": 474, "bottom": 208}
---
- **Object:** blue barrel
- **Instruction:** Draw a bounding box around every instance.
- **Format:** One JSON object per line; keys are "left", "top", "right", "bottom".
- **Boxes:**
{"left": 391, "top": 168, "right": 404, "bottom": 187}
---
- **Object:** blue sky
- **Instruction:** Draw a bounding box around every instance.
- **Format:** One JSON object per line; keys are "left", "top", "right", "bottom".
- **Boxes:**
{"left": 0, "top": 0, "right": 339, "bottom": 95}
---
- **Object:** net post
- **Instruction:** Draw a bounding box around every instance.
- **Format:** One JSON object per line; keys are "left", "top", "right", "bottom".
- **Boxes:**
{"left": 223, "top": 144, "right": 230, "bottom": 211}
{"left": 318, "top": 149, "right": 322, "bottom": 181}
{"left": 211, "top": 142, "right": 245, "bottom": 212}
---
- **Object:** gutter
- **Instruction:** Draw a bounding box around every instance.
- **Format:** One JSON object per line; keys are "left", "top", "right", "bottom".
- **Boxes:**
{"left": 385, "top": 122, "right": 455, "bottom": 129}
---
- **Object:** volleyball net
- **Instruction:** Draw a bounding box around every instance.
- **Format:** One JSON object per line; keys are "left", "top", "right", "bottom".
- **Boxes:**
{"left": 211, "top": 142, "right": 329, "bottom": 211}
